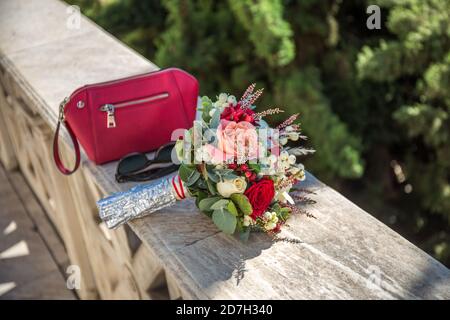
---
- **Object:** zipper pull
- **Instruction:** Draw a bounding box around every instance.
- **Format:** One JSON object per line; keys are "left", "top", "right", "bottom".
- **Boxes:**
{"left": 102, "top": 104, "right": 116, "bottom": 128}
{"left": 58, "top": 97, "right": 70, "bottom": 122}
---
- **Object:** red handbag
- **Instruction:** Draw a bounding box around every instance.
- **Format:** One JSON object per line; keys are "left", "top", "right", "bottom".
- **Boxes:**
{"left": 53, "top": 68, "right": 198, "bottom": 175}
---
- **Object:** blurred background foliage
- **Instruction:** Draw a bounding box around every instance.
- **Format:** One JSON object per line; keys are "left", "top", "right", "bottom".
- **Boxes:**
{"left": 67, "top": 0, "right": 449, "bottom": 266}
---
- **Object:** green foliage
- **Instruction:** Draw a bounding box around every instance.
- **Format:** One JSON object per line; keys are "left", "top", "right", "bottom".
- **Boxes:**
{"left": 199, "top": 96, "right": 214, "bottom": 123}
{"left": 154, "top": 0, "right": 365, "bottom": 180}
{"left": 210, "top": 199, "right": 230, "bottom": 211}
{"left": 269, "top": 67, "right": 364, "bottom": 179}
{"left": 271, "top": 203, "right": 291, "bottom": 222}
{"left": 228, "top": 0, "right": 295, "bottom": 66}
{"left": 230, "top": 194, "right": 253, "bottom": 216}
{"left": 198, "top": 197, "right": 221, "bottom": 213}
{"left": 66, "top": 0, "right": 166, "bottom": 57}
{"left": 227, "top": 201, "right": 239, "bottom": 217}
{"left": 212, "top": 208, "right": 237, "bottom": 234}
{"left": 357, "top": 0, "right": 450, "bottom": 218}
{"left": 179, "top": 164, "right": 200, "bottom": 186}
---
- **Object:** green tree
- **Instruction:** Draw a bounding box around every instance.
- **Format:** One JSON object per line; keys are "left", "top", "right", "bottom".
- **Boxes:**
{"left": 155, "top": 0, "right": 364, "bottom": 180}
{"left": 358, "top": 0, "right": 450, "bottom": 218}
{"left": 357, "top": 0, "right": 450, "bottom": 261}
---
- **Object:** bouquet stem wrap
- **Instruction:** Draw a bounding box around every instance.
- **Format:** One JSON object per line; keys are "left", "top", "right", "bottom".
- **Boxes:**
{"left": 97, "top": 175, "right": 186, "bottom": 229}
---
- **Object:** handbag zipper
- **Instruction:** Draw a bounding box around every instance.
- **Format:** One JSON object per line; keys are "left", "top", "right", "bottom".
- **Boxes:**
{"left": 70, "top": 68, "right": 170, "bottom": 100}
{"left": 100, "top": 93, "right": 169, "bottom": 128}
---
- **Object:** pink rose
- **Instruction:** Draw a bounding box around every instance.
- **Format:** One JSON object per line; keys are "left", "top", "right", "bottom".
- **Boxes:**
{"left": 218, "top": 120, "right": 258, "bottom": 158}
{"left": 206, "top": 120, "right": 259, "bottom": 163}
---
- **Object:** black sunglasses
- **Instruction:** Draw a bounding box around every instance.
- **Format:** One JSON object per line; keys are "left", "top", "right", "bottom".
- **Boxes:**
{"left": 115, "top": 142, "right": 179, "bottom": 183}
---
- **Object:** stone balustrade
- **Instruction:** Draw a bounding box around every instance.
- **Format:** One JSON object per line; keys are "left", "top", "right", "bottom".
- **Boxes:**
{"left": 0, "top": 0, "right": 448, "bottom": 299}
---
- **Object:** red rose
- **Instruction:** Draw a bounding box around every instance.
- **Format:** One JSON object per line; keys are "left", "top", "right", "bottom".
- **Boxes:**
{"left": 244, "top": 178, "right": 275, "bottom": 219}
{"left": 221, "top": 103, "right": 257, "bottom": 124}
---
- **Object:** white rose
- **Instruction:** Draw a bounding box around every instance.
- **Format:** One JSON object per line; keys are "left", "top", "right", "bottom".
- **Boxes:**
{"left": 280, "top": 137, "right": 288, "bottom": 145}
{"left": 216, "top": 177, "right": 247, "bottom": 198}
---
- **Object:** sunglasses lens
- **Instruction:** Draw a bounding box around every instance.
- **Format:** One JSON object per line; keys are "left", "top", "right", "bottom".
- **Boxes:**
{"left": 154, "top": 143, "right": 175, "bottom": 163}
{"left": 118, "top": 154, "right": 148, "bottom": 175}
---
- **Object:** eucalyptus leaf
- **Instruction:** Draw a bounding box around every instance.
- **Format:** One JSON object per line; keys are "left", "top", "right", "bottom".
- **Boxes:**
{"left": 186, "top": 170, "right": 201, "bottom": 186}
{"left": 206, "top": 179, "right": 218, "bottom": 195}
{"left": 210, "top": 199, "right": 229, "bottom": 210}
{"left": 201, "top": 96, "right": 213, "bottom": 122}
{"left": 217, "top": 169, "right": 233, "bottom": 175}
{"left": 179, "top": 164, "right": 195, "bottom": 182}
{"left": 212, "top": 208, "right": 237, "bottom": 234}
{"left": 207, "top": 170, "right": 220, "bottom": 183}
{"left": 223, "top": 173, "right": 238, "bottom": 180}
{"left": 195, "top": 191, "right": 208, "bottom": 207}
{"left": 198, "top": 197, "right": 221, "bottom": 213}
{"left": 210, "top": 108, "right": 221, "bottom": 128}
{"left": 195, "top": 178, "right": 207, "bottom": 190}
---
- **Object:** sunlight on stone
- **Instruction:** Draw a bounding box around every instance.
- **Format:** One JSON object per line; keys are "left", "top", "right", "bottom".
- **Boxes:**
{"left": 99, "top": 222, "right": 112, "bottom": 241}
{"left": 0, "top": 240, "right": 29, "bottom": 259}
{"left": 3, "top": 221, "right": 17, "bottom": 235}
{"left": 0, "top": 282, "right": 16, "bottom": 297}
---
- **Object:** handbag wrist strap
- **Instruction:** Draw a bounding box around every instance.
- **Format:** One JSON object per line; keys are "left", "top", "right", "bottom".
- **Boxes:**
{"left": 52, "top": 99, "right": 81, "bottom": 175}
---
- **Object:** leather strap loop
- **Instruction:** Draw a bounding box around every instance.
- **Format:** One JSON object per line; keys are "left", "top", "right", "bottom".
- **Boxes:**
{"left": 53, "top": 119, "right": 81, "bottom": 175}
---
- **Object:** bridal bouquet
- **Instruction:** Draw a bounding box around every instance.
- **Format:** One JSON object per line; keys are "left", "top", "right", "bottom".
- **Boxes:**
{"left": 97, "top": 84, "right": 314, "bottom": 234}
{"left": 173, "top": 84, "right": 313, "bottom": 238}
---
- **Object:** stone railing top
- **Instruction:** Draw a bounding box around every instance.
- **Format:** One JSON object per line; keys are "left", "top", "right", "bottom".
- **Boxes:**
{"left": 1, "top": 0, "right": 449, "bottom": 299}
